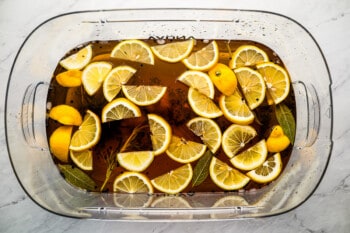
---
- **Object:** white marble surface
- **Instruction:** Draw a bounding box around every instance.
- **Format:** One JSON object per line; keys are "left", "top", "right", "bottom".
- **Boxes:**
{"left": 0, "top": 0, "right": 349, "bottom": 232}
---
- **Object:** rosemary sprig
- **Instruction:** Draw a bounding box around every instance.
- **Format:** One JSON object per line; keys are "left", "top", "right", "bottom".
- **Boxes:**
{"left": 99, "top": 123, "right": 150, "bottom": 192}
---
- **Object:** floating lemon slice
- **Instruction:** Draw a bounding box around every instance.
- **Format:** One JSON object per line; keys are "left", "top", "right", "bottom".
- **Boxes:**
{"left": 59, "top": 44, "right": 92, "bottom": 70}
{"left": 166, "top": 135, "right": 207, "bottom": 163}
{"left": 121, "top": 85, "right": 167, "bottom": 106}
{"left": 147, "top": 114, "right": 172, "bottom": 156}
{"left": 209, "top": 157, "right": 250, "bottom": 190}
{"left": 82, "top": 61, "right": 112, "bottom": 96}
{"left": 229, "top": 45, "right": 269, "bottom": 69}
{"left": 234, "top": 67, "right": 266, "bottom": 110}
{"left": 56, "top": 70, "right": 82, "bottom": 87}
{"left": 219, "top": 89, "right": 254, "bottom": 125}
{"left": 117, "top": 151, "right": 154, "bottom": 172}
{"left": 103, "top": 65, "right": 136, "bottom": 102}
{"left": 48, "top": 104, "right": 82, "bottom": 126}
{"left": 188, "top": 87, "right": 223, "bottom": 119}
{"left": 208, "top": 63, "right": 237, "bottom": 96}
{"left": 183, "top": 40, "right": 219, "bottom": 71}
{"left": 69, "top": 110, "right": 101, "bottom": 151}
{"left": 151, "top": 163, "right": 193, "bottom": 194}
{"left": 111, "top": 39, "right": 154, "bottom": 65}
{"left": 177, "top": 70, "right": 215, "bottom": 98}
{"left": 230, "top": 139, "right": 268, "bottom": 171}
{"left": 186, "top": 117, "right": 222, "bottom": 153}
{"left": 210, "top": 195, "right": 249, "bottom": 219}
{"left": 256, "top": 62, "right": 290, "bottom": 104}
{"left": 246, "top": 152, "right": 283, "bottom": 183}
{"left": 113, "top": 171, "right": 153, "bottom": 193}
{"left": 49, "top": 126, "right": 73, "bottom": 163}
{"left": 222, "top": 124, "right": 257, "bottom": 158}
{"left": 101, "top": 97, "right": 142, "bottom": 123}
{"left": 70, "top": 149, "right": 93, "bottom": 170}
{"left": 151, "top": 39, "right": 194, "bottom": 63}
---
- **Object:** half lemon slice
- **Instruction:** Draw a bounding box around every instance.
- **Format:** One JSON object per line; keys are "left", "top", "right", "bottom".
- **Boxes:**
{"left": 101, "top": 97, "right": 142, "bottom": 123}
{"left": 111, "top": 39, "right": 154, "bottom": 65}
{"left": 69, "top": 110, "right": 101, "bottom": 151}
{"left": 209, "top": 157, "right": 250, "bottom": 190}
{"left": 151, "top": 163, "right": 193, "bottom": 194}
{"left": 59, "top": 44, "right": 92, "bottom": 70}
{"left": 151, "top": 39, "right": 194, "bottom": 63}
{"left": 246, "top": 152, "right": 283, "bottom": 183}
{"left": 183, "top": 40, "right": 219, "bottom": 71}
{"left": 229, "top": 45, "right": 269, "bottom": 69}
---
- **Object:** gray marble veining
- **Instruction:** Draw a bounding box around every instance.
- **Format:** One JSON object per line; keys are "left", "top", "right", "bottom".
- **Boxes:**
{"left": 1, "top": 0, "right": 349, "bottom": 232}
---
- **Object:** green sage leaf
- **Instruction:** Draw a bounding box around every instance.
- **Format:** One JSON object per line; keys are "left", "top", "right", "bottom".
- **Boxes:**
{"left": 58, "top": 164, "right": 97, "bottom": 191}
{"left": 192, "top": 150, "right": 213, "bottom": 187}
{"left": 275, "top": 103, "right": 296, "bottom": 144}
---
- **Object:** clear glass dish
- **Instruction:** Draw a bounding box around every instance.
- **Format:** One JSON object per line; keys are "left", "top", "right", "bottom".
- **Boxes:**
{"left": 5, "top": 8, "right": 333, "bottom": 220}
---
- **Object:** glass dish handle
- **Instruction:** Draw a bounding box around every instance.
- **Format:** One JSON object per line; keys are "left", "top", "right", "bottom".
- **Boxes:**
{"left": 292, "top": 81, "right": 320, "bottom": 148}
{"left": 21, "top": 82, "right": 50, "bottom": 149}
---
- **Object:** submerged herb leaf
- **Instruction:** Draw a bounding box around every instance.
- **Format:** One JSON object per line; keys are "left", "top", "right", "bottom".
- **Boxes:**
{"left": 58, "top": 164, "right": 97, "bottom": 191}
{"left": 275, "top": 103, "right": 296, "bottom": 144}
{"left": 192, "top": 150, "right": 213, "bottom": 187}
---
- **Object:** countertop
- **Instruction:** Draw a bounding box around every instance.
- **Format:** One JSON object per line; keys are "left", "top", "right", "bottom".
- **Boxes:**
{"left": 1, "top": 0, "right": 349, "bottom": 232}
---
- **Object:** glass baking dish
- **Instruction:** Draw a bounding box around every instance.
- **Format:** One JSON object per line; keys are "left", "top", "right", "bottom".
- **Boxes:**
{"left": 5, "top": 8, "right": 333, "bottom": 220}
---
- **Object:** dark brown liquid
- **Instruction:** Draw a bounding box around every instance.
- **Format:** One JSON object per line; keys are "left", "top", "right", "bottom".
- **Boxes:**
{"left": 46, "top": 39, "right": 296, "bottom": 193}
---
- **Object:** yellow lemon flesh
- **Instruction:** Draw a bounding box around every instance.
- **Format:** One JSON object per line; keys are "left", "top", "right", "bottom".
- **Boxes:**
{"left": 209, "top": 157, "right": 250, "bottom": 190}
{"left": 246, "top": 153, "right": 283, "bottom": 183}
{"left": 59, "top": 44, "right": 92, "bottom": 70}
{"left": 208, "top": 63, "right": 237, "bottom": 96}
{"left": 49, "top": 126, "right": 73, "bottom": 162}
{"left": 113, "top": 172, "right": 153, "bottom": 193}
{"left": 56, "top": 70, "right": 82, "bottom": 87}
{"left": 48, "top": 104, "right": 82, "bottom": 126}
{"left": 151, "top": 39, "right": 194, "bottom": 63}
{"left": 151, "top": 163, "right": 193, "bottom": 194}
{"left": 266, "top": 125, "right": 291, "bottom": 153}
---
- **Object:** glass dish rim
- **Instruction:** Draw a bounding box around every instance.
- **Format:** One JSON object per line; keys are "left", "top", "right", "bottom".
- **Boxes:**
{"left": 5, "top": 7, "right": 334, "bottom": 220}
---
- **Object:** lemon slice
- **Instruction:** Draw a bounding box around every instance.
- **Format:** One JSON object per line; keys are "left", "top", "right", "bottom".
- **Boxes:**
{"left": 208, "top": 63, "right": 238, "bottom": 96}
{"left": 147, "top": 114, "right": 172, "bottom": 156}
{"left": 111, "top": 39, "right": 154, "bottom": 65}
{"left": 209, "top": 157, "right": 250, "bottom": 190}
{"left": 186, "top": 117, "right": 222, "bottom": 153}
{"left": 101, "top": 97, "right": 142, "bottom": 123}
{"left": 219, "top": 89, "right": 254, "bottom": 125}
{"left": 230, "top": 139, "right": 268, "bottom": 171}
{"left": 222, "top": 124, "right": 257, "bottom": 158}
{"left": 151, "top": 163, "right": 193, "bottom": 194}
{"left": 234, "top": 67, "right": 266, "bottom": 110}
{"left": 113, "top": 171, "right": 153, "bottom": 193}
{"left": 151, "top": 39, "right": 194, "bottom": 63}
{"left": 246, "top": 152, "right": 283, "bottom": 183}
{"left": 49, "top": 126, "right": 73, "bottom": 162}
{"left": 117, "top": 151, "right": 154, "bottom": 172}
{"left": 70, "top": 149, "right": 93, "bottom": 170}
{"left": 59, "top": 44, "right": 92, "bottom": 70}
{"left": 56, "top": 70, "right": 82, "bottom": 87}
{"left": 121, "top": 85, "right": 167, "bottom": 106}
{"left": 188, "top": 87, "right": 223, "bottom": 118}
{"left": 229, "top": 45, "right": 269, "bottom": 69}
{"left": 256, "top": 62, "right": 291, "bottom": 104}
{"left": 166, "top": 136, "right": 207, "bottom": 163}
{"left": 183, "top": 40, "right": 219, "bottom": 71}
{"left": 69, "top": 110, "right": 101, "bottom": 151}
{"left": 82, "top": 61, "right": 112, "bottom": 96}
{"left": 103, "top": 65, "right": 136, "bottom": 102}
{"left": 177, "top": 70, "right": 215, "bottom": 99}
{"left": 48, "top": 104, "right": 82, "bottom": 126}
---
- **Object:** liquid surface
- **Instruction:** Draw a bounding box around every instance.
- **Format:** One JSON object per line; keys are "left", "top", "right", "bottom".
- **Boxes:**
{"left": 47, "top": 39, "right": 296, "bottom": 193}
